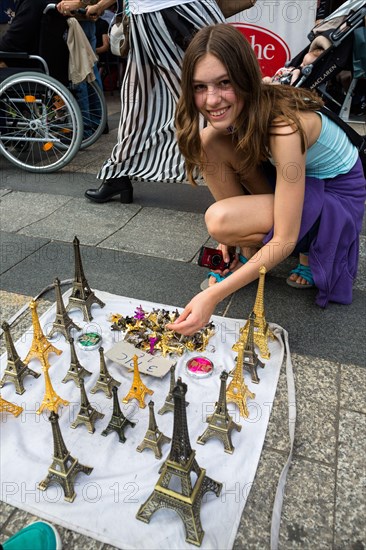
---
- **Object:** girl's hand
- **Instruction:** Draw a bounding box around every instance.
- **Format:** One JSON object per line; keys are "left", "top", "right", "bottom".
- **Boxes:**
{"left": 212, "top": 243, "right": 238, "bottom": 276}
{"left": 166, "top": 290, "right": 218, "bottom": 336}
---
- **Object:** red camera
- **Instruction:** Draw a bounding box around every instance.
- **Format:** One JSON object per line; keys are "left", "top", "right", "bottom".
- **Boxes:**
{"left": 197, "top": 246, "right": 232, "bottom": 271}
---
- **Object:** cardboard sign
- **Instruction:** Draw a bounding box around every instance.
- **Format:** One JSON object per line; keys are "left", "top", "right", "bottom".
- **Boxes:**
{"left": 105, "top": 340, "right": 175, "bottom": 378}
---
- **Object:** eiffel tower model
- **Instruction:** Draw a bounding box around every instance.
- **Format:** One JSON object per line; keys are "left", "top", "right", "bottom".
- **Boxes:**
{"left": 197, "top": 371, "right": 242, "bottom": 454}
{"left": 71, "top": 378, "right": 104, "bottom": 433}
{"left": 48, "top": 278, "right": 81, "bottom": 340}
{"left": 233, "top": 312, "right": 265, "bottom": 384}
{"left": 0, "top": 321, "right": 40, "bottom": 394}
{"left": 37, "top": 357, "right": 69, "bottom": 415}
{"left": 90, "top": 347, "right": 120, "bottom": 398}
{"left": 240, "top": 266, "right": 275, "bottom": 359}
{"left": 122, "top": 354, "right": 153, "bottom": 409}
{"left": 101, "top": 385, "right": 136, "bottom": 443}
{"left": 23, "top": 300, "right": 62, "bottom": 366}
{"left": 158, "top": 364, "right": 188, "bottom": 415}
{"left": 38, "top": 411, "right": 93, "bottom": 502}
{"left": 136, "top": 400, "right": 171, "bottom": 459}
{"left": 65, "top": 236, "right": 105, "bottom": 322}
{"left": 136, "top": 378, "right": 222, "bottom": 547}
{"left": 227, "top": 340, "right": 255, "bottom": 419}
{"left": 0, "top": 395, "right": 23, "bottom": 417}
{"left": 62, "top": 337, "right": 92, "bottom": 387}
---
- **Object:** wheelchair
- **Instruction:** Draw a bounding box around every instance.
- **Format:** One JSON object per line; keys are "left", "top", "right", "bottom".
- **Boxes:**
{"left": 0, "top": 5, "right": 107, "bottom": 173}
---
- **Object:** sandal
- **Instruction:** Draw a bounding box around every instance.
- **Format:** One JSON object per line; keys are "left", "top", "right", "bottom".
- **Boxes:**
{"left": 200, "top": 254, "right": 248, "bottom": 291}
{"left": 286, "top": 263, "right": 315, "bottom": 289}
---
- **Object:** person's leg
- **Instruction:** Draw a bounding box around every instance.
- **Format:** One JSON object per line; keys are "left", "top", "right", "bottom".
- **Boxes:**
{"left": 203, "top": 193, "right": 274, "bottom": 286}
{"left": 2, "top": 521, "right": 62, "bottom": 550}
{"left": 200, "top": 126, "right": 274, "bottom": 201}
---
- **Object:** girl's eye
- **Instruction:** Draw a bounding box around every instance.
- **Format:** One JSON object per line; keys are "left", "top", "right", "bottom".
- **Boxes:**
{"left": 193, "top": 84, "right": 206, "bottom": 92}
{"left": 219, "top": 79, "right": 232, "bottom": 88}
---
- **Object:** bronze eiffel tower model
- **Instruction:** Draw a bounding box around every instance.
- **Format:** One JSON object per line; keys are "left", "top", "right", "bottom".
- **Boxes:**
{"left": 0, "top": 321, "right": 40, "bottom": 394}
{"left": 238, "top": 311, "right": 265, "bottom": 384}
{"left": 71, "top": 378, "right": 105, "bottom": 433}
{"left": 136, "top": 378, "right": 222, "bottom": 547}
{"left": 240, "top": 265, "right": 275, "bottom": 359}
{"left": 90, "top": 347, "right": 120, "bottom": 398}
{"left": 122, "top": 354, "right": 153, "bottom": 408}
{"left": 197, "top": 371, "right": 241, "bottom": 454}
{"left": 65, "top": 236, "right": 105, "bottom": 322}
{"left": 24, "top": 300, "right": 62, "bottom": 365}
{"left": 62, "top": 337, "right": 92, "bottom": 387}
{"left": 136, "top": 400, "right": 171, "bottom": 459}
{"left": 38, "top": 411, "right": 93, "bottom": 502}
{"left": 101, "top": 385, "right": 136, "bottom": 443}
{"left": 48, "top": 278, "right": 81, "bottom": 340}
{"left": 227, "top": 339, "right": 255, "bottom": 419}
{"left": 158, "top": 363, "right": 188, "bottom": 415}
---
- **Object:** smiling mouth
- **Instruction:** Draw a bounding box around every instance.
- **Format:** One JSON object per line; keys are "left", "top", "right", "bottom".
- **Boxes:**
{"left": 208, "top": 107, "right": 230, "bottom": 117}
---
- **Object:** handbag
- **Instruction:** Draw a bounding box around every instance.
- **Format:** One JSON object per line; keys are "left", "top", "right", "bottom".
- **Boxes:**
{"left": 109, "top": 0, "right": 130, "bottom": 57}
{"left": 216, "top": 0, "right": 257, "bottom": 18}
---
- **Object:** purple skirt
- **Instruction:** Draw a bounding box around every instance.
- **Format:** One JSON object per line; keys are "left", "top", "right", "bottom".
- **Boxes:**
{"left": 263, "top": 158, "right": 366, "bottom": 307}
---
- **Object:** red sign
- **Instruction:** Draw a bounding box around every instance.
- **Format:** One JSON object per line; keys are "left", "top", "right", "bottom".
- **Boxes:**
{"left": 231, "top": 23, "right": 291, "bottom": 78}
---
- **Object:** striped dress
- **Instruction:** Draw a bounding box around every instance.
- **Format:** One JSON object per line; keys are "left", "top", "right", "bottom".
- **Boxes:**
{"left": 97, "top": 1, "right": 224, "bottom": 183}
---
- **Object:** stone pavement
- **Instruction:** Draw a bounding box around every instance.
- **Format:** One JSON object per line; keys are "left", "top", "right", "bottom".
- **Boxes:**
{"left": 0, "top": 94, "right": 365, "bottom": 550}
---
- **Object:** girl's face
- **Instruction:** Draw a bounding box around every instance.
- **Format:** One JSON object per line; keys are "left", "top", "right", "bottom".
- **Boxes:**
{"left": 193, "top": 53, "right": 244, "bottom": 131}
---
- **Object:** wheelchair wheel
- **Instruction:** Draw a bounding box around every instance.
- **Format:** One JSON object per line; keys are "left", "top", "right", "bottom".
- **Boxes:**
{"left": 0, "top": 71, "right": 83, "bottom": 173}
{"left": 72, "top": 80, "right": 107, "bottom": 150}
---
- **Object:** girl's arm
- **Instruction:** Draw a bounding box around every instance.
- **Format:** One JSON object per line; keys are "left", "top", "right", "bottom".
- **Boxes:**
{"left": 167, "top": 126, "right": 307, "bottom": 335}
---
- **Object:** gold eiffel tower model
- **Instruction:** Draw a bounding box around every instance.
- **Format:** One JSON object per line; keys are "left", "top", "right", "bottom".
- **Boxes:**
{"left": 234, "top": 312, "right": 265, "bottom": 384}
{"left": 48, "top": 278, "right": 81, "bottom": 340}
{"left": 23, "top": 300, "right": 62, "bottom": 365}
{"left": 38, "top": 411, "right": 93, "bottom": 502}
{"left": 158, "top": 363, "right": 188, "bottom": 415}
{"left": 37, "top": 357, "right": 69, "bottom": 415}
{"left": 62, "top": 337, "right": 92, "bottom": 387}
{"left": 0, "top": 395, "right": 23, "bottom": 417}
{"left": 227, "top": 339, "right": 255, "bottom": 419}
{"left": 137, "top": 378, "right": 222, "bottom": 547}
{"left": 0, "top": 321, "right": 40, "bottom": 394}
{"left": 65, "top": 236, "right": 105, "bottom": 322}
{"left": 122, "top": 354, "right": 153, "bottom": 408}
{"left": 90, "top": 347, "right": 120, "bottom": 398}
{"left": 136, "top": 400, "right": 171, "bottom": 459}
{"left": 71, "top": 378, "right": 104, "bottom": 433}
{"left": 240, "top": 265, "right": 275, "bottom": 359}
{"left": 101, "top": 386, "right": 136, "bottom": 443}
{"left": 197, "top": 371, "right": 241, "bottom": 454}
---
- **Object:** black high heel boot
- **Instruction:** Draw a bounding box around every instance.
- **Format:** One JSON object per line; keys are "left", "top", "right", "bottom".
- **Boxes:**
{"left": 85, "top": 176, "right": 133, "bottom": 204}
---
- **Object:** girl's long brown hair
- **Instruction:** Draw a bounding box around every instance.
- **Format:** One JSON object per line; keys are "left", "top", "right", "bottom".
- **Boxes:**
{"left": 176, "top": 24, "right": 323, "bottom": 185}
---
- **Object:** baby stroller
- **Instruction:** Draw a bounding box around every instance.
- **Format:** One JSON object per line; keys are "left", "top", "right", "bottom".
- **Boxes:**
{"left": 282, "top": 0, "right": 366, "bottom": 123}
{"left": 0, "top": 4, "right": 107, "bottom": 173}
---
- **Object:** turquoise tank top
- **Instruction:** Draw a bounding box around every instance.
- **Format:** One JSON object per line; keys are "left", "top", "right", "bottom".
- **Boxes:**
{"left": 305, "top": 112, "right": 358, "bottom": 178}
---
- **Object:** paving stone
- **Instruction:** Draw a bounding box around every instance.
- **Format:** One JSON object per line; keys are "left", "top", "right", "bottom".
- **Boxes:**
{"left": 279, "top": 458, "right": 335, "bottom": 549}
{"left": 19, "top": 198, "right": 141, "bottom": 246}
{"left": 264, "top": 354, "right": 338, "bottom": 464}
{"left": 2, "top": 509, "right": 43, "bottom": 536}
{"left": 0, "top": 193, "right": 72, "bottom": 232}
{"left": 100, "top": 207, "right": 209, "bottom": 261}
{"left": 334, "top": 410, "right": 366, "bottom": 549}
{"left": 340, "top": 364, "right": 366, "bottom": 414}
{"left": 0, "top": 502, "right": 15, "bottom": 527}
{"left": 233, "top": 449, "right": 283, "bottom": 549}
{"left": 0, "top": 232, "right": 50, "bottom": 274}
